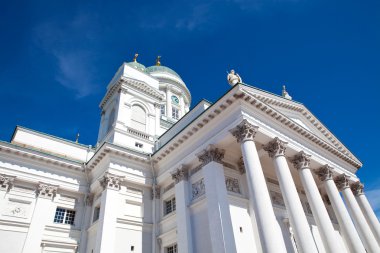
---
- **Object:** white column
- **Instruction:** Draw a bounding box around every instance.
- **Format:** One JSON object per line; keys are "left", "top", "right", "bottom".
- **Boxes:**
{"left": 154, "top": 103, "right": 161, "bottom": 136}
{"left": 335, "top": 174, "right": 380, "bottom": 253}
{"left": 22, "top": 183, "right": 58, "bottom": 253}
{"left": 171, "top": 166, "right": 193, "bottom": 253}
{"left": 230, "top": 120, "right": 287, "bottom": 253}
{"left": 78, "top": 194, "right": 94, "bottom": 253}
{"left": 315, "top": 165, "right": 366, "bottom": 253}
{"left": 197, "top": 145, "right": 237, "bottom": 253}
{"left": 351, "top": 181, "right": 380, "bottom": 243}
{"left": 179, "top": 93, "right": 185, "bottom": 117}
{"left": 166, "top": 86, "right": 172, "bottom": 119}
{"left": 152, "top": 185, "right": 161, "bottom": 253}
{"left": 263, "top": 139, "right": 318, "bottom": 253}
{"left": 291, "top": 150, "right": 342, "bottom": 252}
{"left": 94, "top": 172, "right": 124, "bottom": 253}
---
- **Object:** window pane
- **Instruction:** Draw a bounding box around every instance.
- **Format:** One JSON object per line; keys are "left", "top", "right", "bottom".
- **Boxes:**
{"left": 65, "top": 210, "right": 76, "bottom": 225}
{"left": 54, "top": 207, "right": 65, "bottom": 223}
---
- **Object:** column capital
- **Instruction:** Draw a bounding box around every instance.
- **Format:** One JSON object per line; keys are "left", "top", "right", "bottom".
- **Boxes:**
{"left": 314, "top": 165, "right": 334, "bottom": 181}
{"left": 0, "top": 174, "right": 16, "bottom": 192}
{"left": 99, "top": 172, "right": 124, "bottom": 191}
{"left": 229, "top": 119, "right": 259, "bottom": 143}
{"left": 151, "top": 185, "right": 161, "bottom": 199}
{"left": 351, "top": 181, "right": 364, "bottom": 196}
{"left": 263, "top": 137, "right": 288, "bottom": 158}
{"left": 85, "top": 194, "right": 94, "bottom": 206}
{"left": 36, "top": 182, "right": 58, "bottom": 200}
{"left": 237, "top": 157, "right": 246, "bottom": 174}
{"left": 196, "top": 144, "right": 225, "bottom": 166}
{"left": 334, "top": 174, "right": 350, "bottom": 191}
{"left": 171, "top": 165, "right": 189, "bottom": 184}
{"left": 291, "top": 151, "right": 311, "bottom": 170}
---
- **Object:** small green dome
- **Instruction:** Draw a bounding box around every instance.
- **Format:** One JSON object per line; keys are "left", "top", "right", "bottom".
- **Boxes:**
{"left": 146, "top": 65, "right": 181, "bottom": 79}
{"left": 126, "top": 61, "right": 146, "bottom": 72}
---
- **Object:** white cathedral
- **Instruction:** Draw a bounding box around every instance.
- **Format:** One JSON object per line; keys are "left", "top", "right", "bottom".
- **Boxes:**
{"left": 0, "top": 55, "right": 379, "bottom": 253}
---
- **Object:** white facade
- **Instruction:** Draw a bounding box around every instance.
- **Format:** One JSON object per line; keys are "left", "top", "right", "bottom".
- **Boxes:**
{"left": 0, "top": 58, "right": 379, "bottom": 253}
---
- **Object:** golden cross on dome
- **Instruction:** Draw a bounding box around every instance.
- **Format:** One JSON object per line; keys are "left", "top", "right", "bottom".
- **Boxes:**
{"left": 133, "top": 53, "right": 139, "bottom": 62}
{"left": 156, "top": 56, "right": 161, "bottom": 66}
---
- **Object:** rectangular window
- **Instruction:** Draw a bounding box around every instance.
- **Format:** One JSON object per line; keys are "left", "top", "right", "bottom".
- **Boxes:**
{"left": 160, "top": 104, "right": 166, "bottom": 116}
{"left": 172, "top": 107, "right": 179, "bottom": 120}
{"left": 53, "top": 207, "right": 76, "bottom": 225}
{"left": 164, "top": 197, "right": 176, "bottom": 215}
{"left": 165, "top": 244, "right": 178, "bottom": 253}
{"left": 93, "top": 206, "right": 100, "bottom": 222}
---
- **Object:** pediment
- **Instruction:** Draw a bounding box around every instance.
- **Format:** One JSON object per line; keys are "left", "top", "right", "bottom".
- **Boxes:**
{"left": 241, "top": 85, "right": 360, "bottom": 165}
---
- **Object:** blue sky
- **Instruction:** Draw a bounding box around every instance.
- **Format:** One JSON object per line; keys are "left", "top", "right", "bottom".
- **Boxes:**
{"left": 1, "top": 0, "right": 379, "bottom": 216}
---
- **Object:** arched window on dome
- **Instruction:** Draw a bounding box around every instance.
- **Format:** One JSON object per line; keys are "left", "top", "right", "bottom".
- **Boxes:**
{"left": 107, "top": 108, "right": 116, "bottom": 133}
{"left": 131, "top": 105, "right": 146, "bottom": 132}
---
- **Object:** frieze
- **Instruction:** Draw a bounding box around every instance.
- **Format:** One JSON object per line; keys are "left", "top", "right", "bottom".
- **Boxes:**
{"left": 230, "top": 119, "right": 259, "bottom": 143}
{"left": 263, "top": 137, "right": 288, "bottom": 158}
{"left": 192, "top": 179, "right": 205, "bottom": 200}
{"left": 225, "top": 177, "right": 241, "bottom": 194}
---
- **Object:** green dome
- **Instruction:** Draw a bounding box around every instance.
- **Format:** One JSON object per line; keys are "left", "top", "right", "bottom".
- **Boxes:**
{"left": 146, "top": 65, "right": 181, "bottom": 79}
{"left": 126, "top": 61, "right": 146, "bottom": 72}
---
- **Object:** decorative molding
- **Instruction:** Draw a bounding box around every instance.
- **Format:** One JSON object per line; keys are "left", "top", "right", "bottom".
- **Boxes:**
{"left": 291, "top": 151, "right": 311, "bottom": 170}
{"left": 196, "top": 144, "right": 225, "bottom": 166}
{"left": 163, "top": 182, "right": 175, "bottom": 193}
{"left": 314, "top": 165, "right": 334, "bottom": 181}
{"left": 351, "top": 181, "right": 364, "bottom": 196}
{"left": 99, "top": 172, "right": 124, "bottom": 190}
{"left": 237, "top": 157, "right": 245, "bottom": 174}
{"left": 0, "top": 174, "right": 15, "bottom": 192}
{"left": 36, "top": 183, "right": 58, "bottom": 200}
{"left": 171, "top": 165, "right": 189, "bottom": 184}
{"left": 270, "top": 191, "right": 285, "bottom": 207}
{"left": 151, "top": 185, "right": 161, "bottom": 199}
{"left": 263, "top": 137, "right": 288, "bottom": 158}
{"left": 229, "top": 119, "right": 259, "bottom": 143}
{"left": 225, "top": 177, "right": 241, "bottom": 194}
{"left": 334, "top": 174, "right": 350, "bottom": 191}
{"left": 192, "top": 179, "right": 205, "bottom": 200}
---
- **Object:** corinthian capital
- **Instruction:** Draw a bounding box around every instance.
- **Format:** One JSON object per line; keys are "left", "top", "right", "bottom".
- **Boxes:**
{"left": 291, "top": 151, "right": 311, "bottom": 170}
{"left": 314, "top": 165, "right": 334, "bottom": 181}
{"left": 334, "top": 174, "right": 350, "bottom": 191}
{"left": 196, "top": 145, "right": 225, "bottom": 166}
{"left": 151, "top": 185, "right": 161, "bottom": 199}
{"left": 99, "top": 172, "right": 124, "bottom": 190}
{"left": 36, "top": 183, "right": 58, "bottom": 200}
{"left": 263, "top": 137, "right": 288, "bottom": 158}
{"left": 351, "top": 181, "right": 364, "bottom": 196}
{"left": 171, "top": 165, "right": 188, "bottom": 184}
{"left": 0, "top": 174, "right": 16, "bottom": 192}
{"left": 230, "top": 119, "right": 259, "bottom": 143}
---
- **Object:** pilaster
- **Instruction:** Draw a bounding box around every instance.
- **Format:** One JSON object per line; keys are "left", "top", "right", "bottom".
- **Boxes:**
{"left": 197, "top": 145, "right": 237, "bottom": 253}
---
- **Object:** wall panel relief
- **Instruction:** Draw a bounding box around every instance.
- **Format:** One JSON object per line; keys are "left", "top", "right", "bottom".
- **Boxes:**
{"left": 2, "top": 198, "right": 31, "bottom": 219}
{"left": 225, "top": 177, "right": 241, "bottom": 194}
{"left": 192, "top": 179, "right": 205, "bottom": 200}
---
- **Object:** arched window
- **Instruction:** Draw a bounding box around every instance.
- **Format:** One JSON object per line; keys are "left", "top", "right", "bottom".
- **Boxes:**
{"left": 107, "top": 109, "right": 116, "bottom": 133}
{"left": 131, "top": 105, "right": 146, "bottom": 132}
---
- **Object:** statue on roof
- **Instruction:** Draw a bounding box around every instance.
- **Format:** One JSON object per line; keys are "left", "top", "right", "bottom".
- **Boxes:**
{"left": 133, "top": 53, "right": 139, "bottom": 62}
{"left": 282, "top": 85, "right": 292, "bottom": 100}
{"left": 227, "top": 69, "right": 242, "bottom": 86}
{"left": 156, "top": 56, "right": 161, "bottom": 66}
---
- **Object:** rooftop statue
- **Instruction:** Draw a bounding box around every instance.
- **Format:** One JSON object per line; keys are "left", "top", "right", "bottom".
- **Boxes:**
{"left": 133, "top": 53, "right": 139, "bottom": 62}
{"left": 282, "top": 85, "right": 292, "bottom": 100}
{"left": 227, "top": 69, "right": 242, "bottom": 86}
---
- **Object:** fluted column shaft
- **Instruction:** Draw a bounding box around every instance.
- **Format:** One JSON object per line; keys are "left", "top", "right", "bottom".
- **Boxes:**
{"left": 230, "top": 120, "right": 287, "bottom": 253}
{"left": 335, "top": 174, "right": 380, "bottom": 253}
{"left": 290, "top": 152, "right": 343, "bottom": 253}
{"left": 315, "top": 166, "right": 366, "bottom": 253}
{"left": 352, "top": 182, "right": 380, "bottom": 243}
{"left": 264, "top": 139, "right": 318, "bottom": 253}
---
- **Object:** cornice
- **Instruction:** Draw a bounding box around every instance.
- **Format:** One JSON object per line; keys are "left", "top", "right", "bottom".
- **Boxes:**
{"left": 100, "top": 77, "right": 164, "bottom": 109}
{"left": 152, "top": 84, "right": 361, "bottom": 169}
{"left": 0, "top": 141, "right": 83, "bottom": 172}
{"left": 87, "top": 142, "right": 150, "bottom": 170}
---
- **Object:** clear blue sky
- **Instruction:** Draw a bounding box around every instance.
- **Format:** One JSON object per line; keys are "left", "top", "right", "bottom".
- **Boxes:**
{"left": 1, "top": 0, "right": 379, "bottom": 216}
